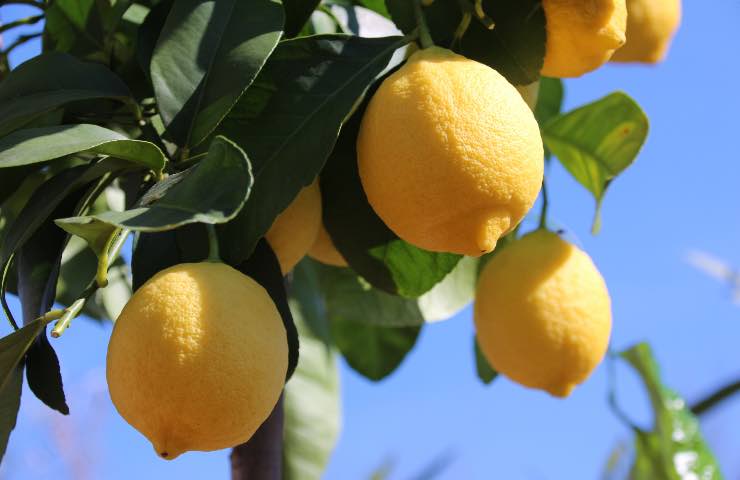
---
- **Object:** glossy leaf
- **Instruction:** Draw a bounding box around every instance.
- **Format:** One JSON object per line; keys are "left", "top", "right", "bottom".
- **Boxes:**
{"left": 0, "top": 124, "right": 166, "bottom": 173}
{"left": 417, "top": 256, "right": 478, "bottom": 322}
{"left": 216, "top": 34, "right": 407, "bottom": 264}
{"left": 622, "top": 343, "right": 723, "bottom": 480}
{"left": 151, "top": 0, "right": 284, "bottom": 147}
{"left": 0, "top": 52, "right": 131, "bottom": 136}
{"left": 0, "top": 366, "right": 22, "bottom": 463}
{"left": 332, "top": 320, "right": 420, "bottom": 381}
{"left": 542, "top": 92, "right": 648, "bottom": 232}
{"left": 474, "top": 337, "right": 497, "bottom": 384}
{"left": 283, "top": 0, "right": 322, "bottom": 37}
{"left": 385, "top": 0, "right": 546, "bottom": 85}
{"left": 57, "top": 136, "right": 252, "bottom": 234}
{"left": 283, "top": 298, "right": 340, "bottom": 480}
{"left": 0, "top": 320, "right": 44, "bottom": 393}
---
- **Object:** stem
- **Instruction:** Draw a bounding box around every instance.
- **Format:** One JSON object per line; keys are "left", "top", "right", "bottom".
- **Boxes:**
{"left": 2, "top": 32, "right": 42, "bottom": 55}
{"left": 0, "top": 0, "right": 46, "bottom": 8}
{"left": 0, "top": 14, "right": 44, "bottom": 34}
{"left": 538, "top": 178, "right": 548, "bottom": 229}
{"left": 206, "top": 225, "right": 221, "bottom": 262}
{"left": 691, "top": 378, "right": 740, "bottom": 416}
{"left": 50, "top": 298, "right": 86, "bottom": 338}
{"left": 96, "top": 229, "right": 129, "bottom": 287}
{"left": 473, "top": 0, "right": 495, "bottom": 30}
{"left": 451, "top": 6, "right": 471, "bottom": 50}
{"left": 412, "top": 0, "right": 434, "bottom": 49}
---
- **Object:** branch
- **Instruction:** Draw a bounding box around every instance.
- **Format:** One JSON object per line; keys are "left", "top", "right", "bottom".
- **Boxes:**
{"left": 3, "top": 32, "right": 42, "bottom": 55}
{"left": 0, "top": 0, "right": 46, "bottom": 9}
{"left": 0, "top": 14, "right": 44, "bottom": 34}
{"left": 231, "top": 395, "right": 284, "bottom": 480}
{"left": 691, "top": 378, "right": 740, "bottom": 416}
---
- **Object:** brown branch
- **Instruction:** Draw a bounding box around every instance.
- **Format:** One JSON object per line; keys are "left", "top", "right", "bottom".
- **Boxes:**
{"left": 230, "top": 395, "right": 284, "bottom": 480}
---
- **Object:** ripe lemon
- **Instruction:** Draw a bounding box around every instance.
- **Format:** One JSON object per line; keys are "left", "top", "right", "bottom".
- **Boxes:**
{"left": 308, "top": 222, "right": 347, "bottom": 267}
{"left": 474, "top": 230, "right": 611, "bottom": 397}
{"left": 611, "top": 0, "right": 681, "bottom": 63}
{"left": 106, "top": 262, "right": 288, "bottom": 459}
{"left": 266, "top": 180, "right": 322, "bottom": 274}
{"left": 541, "top": 0, "right": 627, "bottom": 77}
{"left": 357, "top": 47, "right": 543, "bottom": 256}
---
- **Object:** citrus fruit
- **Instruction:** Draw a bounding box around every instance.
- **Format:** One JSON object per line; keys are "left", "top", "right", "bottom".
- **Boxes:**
{"left": 308, "top": 222, "right": 348, "bottom": 267}
{"left": 611, "top": 0, "right": 681, "bottom": 63}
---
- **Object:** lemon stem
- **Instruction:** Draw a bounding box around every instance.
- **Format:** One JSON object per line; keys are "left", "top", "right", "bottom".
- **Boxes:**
{"left": 51, "top": 298, "right": 85, "bottom": 338}
{"left": 473, "top": 0, "right": 495, "bottom": 30}
{"left": 413, "top": 0, "right": 434, "bottom": 49}
{"left": 206, "top": 225, "right": 221, "bottom": 263}
{"left": 538, "top": 178, "right": 549, "bottom": 230}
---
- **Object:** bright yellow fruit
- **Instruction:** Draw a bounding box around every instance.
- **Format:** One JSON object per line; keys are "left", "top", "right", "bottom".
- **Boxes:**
{"left": 474, "top": 230, "right": 612, "bottom": 397}
{"left": 308, "top": 222, "right": 348, "bottom": 267}
{"left": 266, "top": 180, "right": 322, "bottom": 274}
{"left": 542, "top": 0, "right": 627, "bottom": 77}
{"left": 611, "top": 0, "right": 681, "bottom": 63}
{"left": 106, "top": 262, "right": 288, "bottom": 459}
{"left": 357, "top": 47, "right": 543, "bottom": 256}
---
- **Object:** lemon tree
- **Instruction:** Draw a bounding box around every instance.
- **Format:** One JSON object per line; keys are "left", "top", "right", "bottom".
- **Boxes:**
{"left": 0, "top": 0, "right": 726, "bottom": 479}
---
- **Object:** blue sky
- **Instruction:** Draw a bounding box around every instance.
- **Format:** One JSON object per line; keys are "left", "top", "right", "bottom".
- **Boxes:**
{"left": 2, "top": 1, "right": 740, "bottom": 479}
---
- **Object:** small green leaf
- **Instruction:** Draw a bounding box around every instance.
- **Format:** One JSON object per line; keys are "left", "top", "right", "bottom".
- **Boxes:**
{"left": 332, "top": 320, "right": 420, "bottom": 381}
{"left": 542, "top": 92, "right": 649, "bottom": 233}
{"left": 283, "top": 0, "right": 322, "bottom": 37}
{"left": 283, "top": 298, "right": 340, "bottom": 480}
{"left": 0, "top": 52, "right": 131, "bottom": 136}
{"left": 216, "top": 34, "right": 407, "bottom": 265}
{"left": 0, "top": 124, "right": 166, "bottom": 173}
{"left": 474, "top": 336, "right": 497, "bottom": 384}
{"left": 535, "top": 77, "right": 564, "bottom": 127}
{"left": 0, "top": 366, "right": 22, "bottom": 462}
{"left": 622, "top": 343, "right": 723, "bottom": 480}
{"left": 418, "top": 256, "right": 478, "bottom": 322}
{"left": 151, "top": 0, "right": 284, "bottom": 147}
{"left": 56, "top": 136, "right": 252, "bottom": 233}
{"left": 0, "top": 320, "right": 45, "bottom": 392}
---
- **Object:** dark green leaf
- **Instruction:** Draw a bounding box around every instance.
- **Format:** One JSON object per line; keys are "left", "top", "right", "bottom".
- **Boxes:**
{"left": 44, "top": 0, "right": 103, "bottom": 57}
{"left": 332, "top": 320, "right": 420, "bottom": 381}
{"left": 217, "top": 34, "right": 407, "bottom": 265}
{"left": 386, "top": 0, "right": 546, "bottom": 84}
{"left": 542, "top": 92, "right": 648, "bottom": 233}
{"left": 290, "top": 260, "right": 332, "bottom": 349}
{"left": 0, "top": 166, "right": 35, "bottom": 207}
{"left": 0, "top": 124, "right": 166, "bottom": 173}
{"left": 137, "top": 0, "right": 173, "bottom": 81}
{"left": 56, "top": 136, "right": 252, "bottom": 233}
{"left": 283, "top": 296, "right": 340, "bottom": 480}
{"left": 283, "top": 0, "right": 322, "bottom": 37}
{"left": 0, "top": 52, "right": 131, "bottom": 136}
{"left": 0, "top": 320, "right": 44, "bottom": 393}
{"left": 151, "top": 0, "right": 284, "bottom": 147}
{"left": 474, "top": 336, "right": 497, "bottom": 384}
{"left": 534, "top": 77, "right": 564, "bottom": 126}
{"left": 622, "top": 343, "right": 723, "bottom": 480}
{"left": 0, "top": 366, "right": 22, "bottom": 463}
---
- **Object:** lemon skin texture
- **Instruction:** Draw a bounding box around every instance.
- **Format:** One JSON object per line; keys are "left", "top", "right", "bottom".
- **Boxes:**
{"left": 266, "top": 180, "right": 322, "bottom": 274}
{"left": 106, "top": 262, "right": 288, "bottom": 460}
{"left": 357, "top": 47, "right": 543, "bottom": 257}
{"left": 611, "top": 0, "right": 681, "bottom": 63}
{"left": 308, "top": 222, "right": 348, "bottom": 267}
{"left": 541, "top": 0, "right": 627, "bottom": 77}
{"left": 474, "top": 230, "right": 612, "bottom": 397}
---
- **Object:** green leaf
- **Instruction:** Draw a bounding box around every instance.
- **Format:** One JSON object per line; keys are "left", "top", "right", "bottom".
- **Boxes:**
{"left": 534, "top": 77, "right": 564, "bottom": 127}
{"left": 0, "top": 52, "right": 131, "bottom": 136}
{"left": 283, "top": 298, "right": 340, "bottom": 480}
{"left": 56, "top": 136, "right": 252, "bottom": 234}
{"left": 44, "top": 0, "right": 102, "bottom": 57}
{"left": 622, "top": 343, "right": 723, "bottom": 480}
{"left": 0, "top": 124, "right": 166, "bottom": 173}
{"left": 151, "top": 0, "right": 284, "bottom": 147}
{"left": 417, "top": 256, "right": 478, "bottom": 322}
{"left": 320, "top": 74, "right": 460, "bottom": 298}
{"left": 385, "top": 0, "right": 546, "bottom": 85}
{"left": 474, "top": 336, "right": 497, "bottom": 384}
{"left": 0, "top": 320, "right": 44, "bottom": 393}
{"left": 216, "top": 34, "right": 407, "bottom": 265}
{"left": 542, "top": 92, "right": 648, "bottom": 233}
{"left": 283, "top": 0, "right": 322, "bottom": 37}
{"left": 332, "top": 320, "right": 420, "bottom": 381}
{"left": 0, "top": 366, "right": 22, "bottom": 462}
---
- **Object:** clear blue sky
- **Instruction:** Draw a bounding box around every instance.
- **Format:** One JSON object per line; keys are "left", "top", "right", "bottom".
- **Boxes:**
{"left": 2, "top": 2, "right": 740, "bottom": 479}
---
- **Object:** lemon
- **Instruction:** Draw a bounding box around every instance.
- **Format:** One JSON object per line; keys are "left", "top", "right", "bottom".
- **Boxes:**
{"left": 474, "top": 230, "right": 611, "bottom": 397}
{"left": 542, "top": 0, "right": 627, "bottom": 77}
{"left": 357, "top": 47, "right": 543, "bottom": 256}
{"left": 611, "top": 0, "right": 681, "bottom": 63}
{"left": 308, "top": 222, "right": 348, "bottom": 267}
{"left": 106, "top": 262, "right": 288, "bottom": 459}
{"left": 266, "top": 180, "right": 322, "bottom": 274}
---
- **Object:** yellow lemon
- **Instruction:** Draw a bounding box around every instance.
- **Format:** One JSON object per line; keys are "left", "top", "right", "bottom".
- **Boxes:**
{"left": 266, "top": 180, "right": 322, "bottom": 274}
{"left": 542, "top": 0, "right": 627, "bottom": 77}
{"left": 308, "top": 222, "right": 348, "bottom": 267}
{"left": 474, "top": 230, "right": 611, "bottom": 397}
{"left": 106, "top": 262, "right": 288, "bottom": 459}
{"left": 357, "top": 47, "right": 543, "bottom": 256}
{"left": 611, "top": 0, "right": 681, "bottom": 63}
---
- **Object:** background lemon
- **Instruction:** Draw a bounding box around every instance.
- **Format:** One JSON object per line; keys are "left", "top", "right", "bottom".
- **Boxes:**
{"left": 542, "top": 0, "right": 627, "bottom": 77}
{"left": 106, "top": 262, "right": 288, "bottom": 459}
{"left": 357, "top": 47, "right": 543, "bottom": 257}
{"left": 474, "top": 230, "right": 612, "bottom": 397}
{"left": 611, "top": 0, "right": 681, "bottom": 63}
{"left": 308, "top": 222, "right": 348, "bottom": 267}
{"left": 265, "top": 180, "right": 322, "bottom": 274}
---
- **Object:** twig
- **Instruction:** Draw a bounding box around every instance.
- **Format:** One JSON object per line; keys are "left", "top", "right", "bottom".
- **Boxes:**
{"left": 691, "top": 378, "right": 740, "bottom": 416}
{"left": 0, "top": 14, "right": 43, "bottom": 34}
